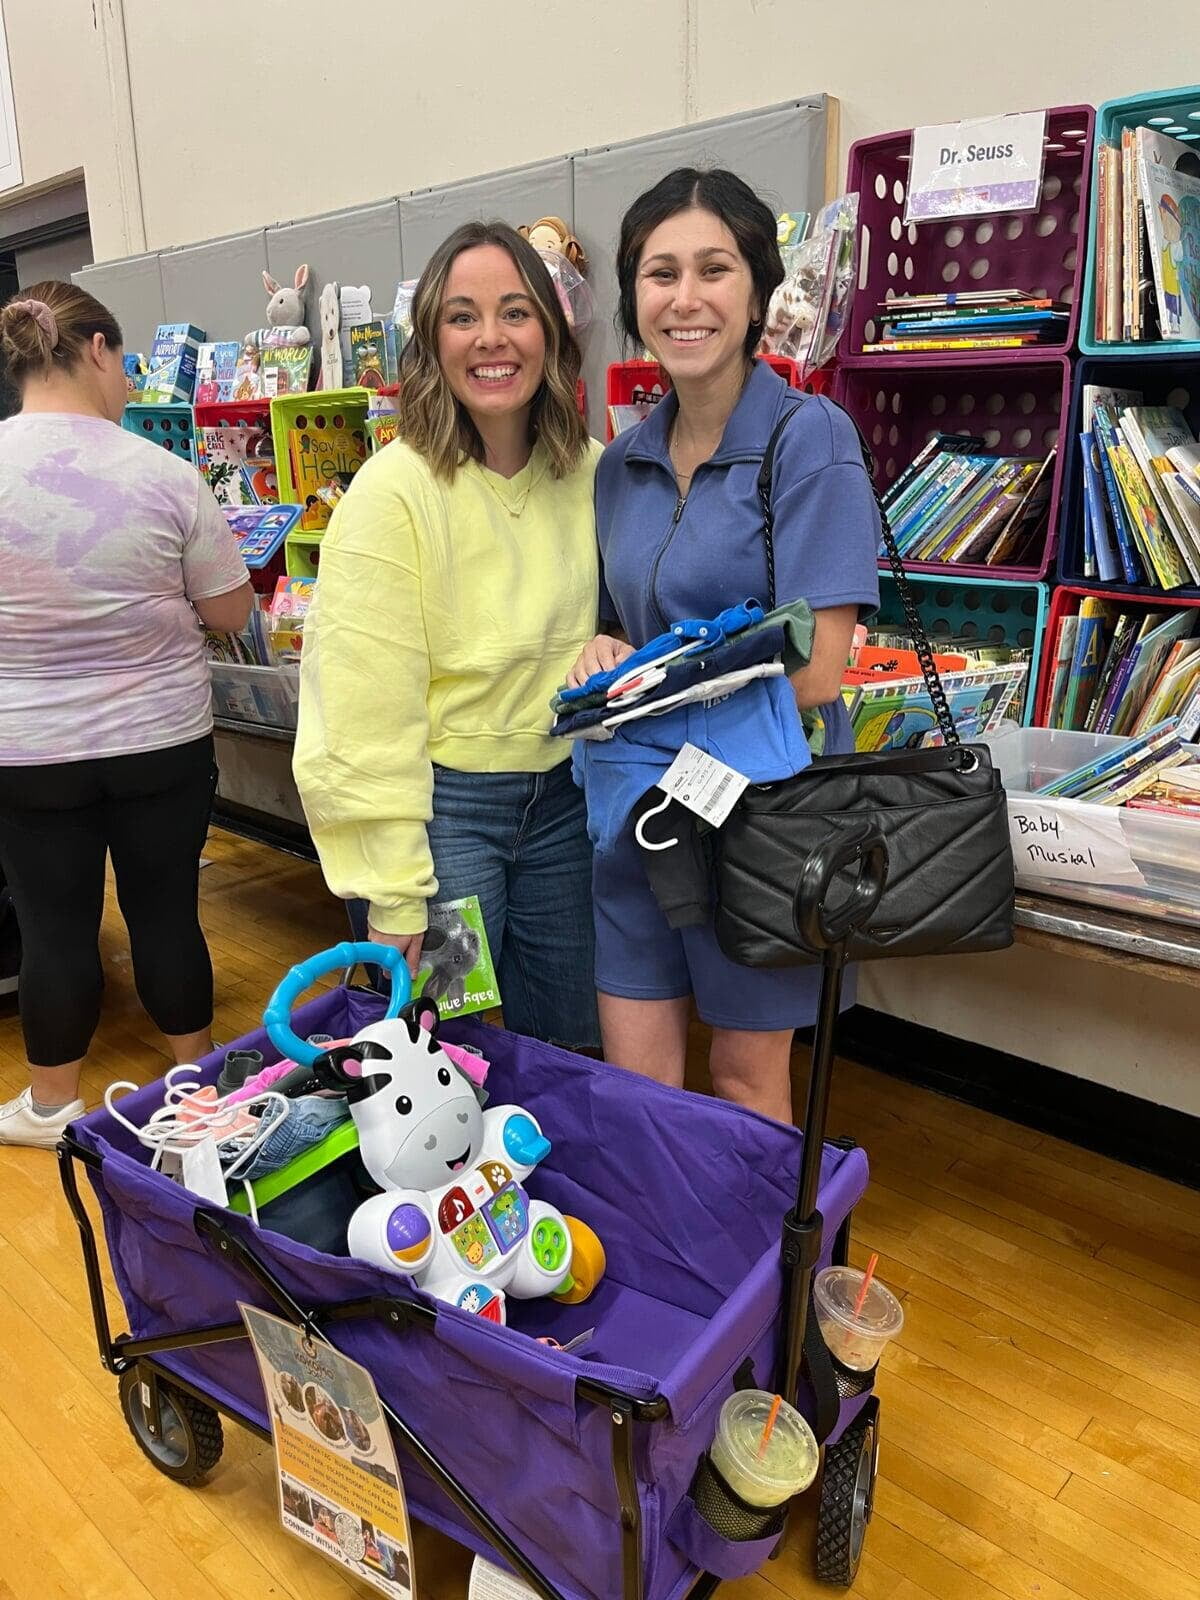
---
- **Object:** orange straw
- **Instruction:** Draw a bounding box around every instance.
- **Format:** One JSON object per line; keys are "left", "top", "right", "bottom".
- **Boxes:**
{"left": 757, "top": 1393, "right": 783, "bottom": 1459}
{"left": 853, "top": 1253, "right": 880, "bottom": 1319}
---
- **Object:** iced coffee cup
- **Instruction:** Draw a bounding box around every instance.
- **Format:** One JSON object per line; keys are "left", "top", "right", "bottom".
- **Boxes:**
{"left": 814, "top": 1265, "right": 903, "bottom": 1371}
{"left": 708, "top": 1390, "right": 819, "bottom": 1511}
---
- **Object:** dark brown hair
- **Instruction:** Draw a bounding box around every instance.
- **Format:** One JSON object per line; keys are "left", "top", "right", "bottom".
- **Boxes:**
{"left": 396, "top": 221, "right": 588, "bottom": 480}
{"left": 616, "top": 168, "right": 785, "bottom": 356}
{"left": 0, "top": 279, "right": 123, "bottom": 386}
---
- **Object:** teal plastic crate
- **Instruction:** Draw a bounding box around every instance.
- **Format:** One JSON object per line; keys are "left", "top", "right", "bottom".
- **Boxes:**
{"left": 1080, "top": 84, "right": 1200, "bottom": 356}
{"left": 123, "top": 402, "right": 196, "bottom": 464}
{"left": 877, "top": 573, "right": 1049, "bottom": 724}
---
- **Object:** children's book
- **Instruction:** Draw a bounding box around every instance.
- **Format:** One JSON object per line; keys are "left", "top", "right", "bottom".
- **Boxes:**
{"left": 350, "top": 320, "right": 395, "bottom": 388}
{"left": 287, "top": 422, "right": 367, "bottom": 529}
{"left": 366, "top": 413, "right": 399, "bottom": 453}
{"left": 848, "top": 663, "right": 1025, "bottom": 751}
{"left": 141, "top": 322, "right": 205, "bottom": 404}
{"left": 193, "top": 341, "right": 241, "bottom": 405}
{"left": 198, "top": 424, "right": 276, "bottom": 506}
{"left": 266, "top": 574, "right": 317, "bottom": 661}
{"left": 260, "top": 344, "right": 312, "bottom": 398}
{"left": 1136, "top": 127, "right": 1200, "bottom": 342}
{"left": 221, "top": 504, "right": 303, "bottom": 569}
{"left": 412, "top": 895, "right": 501, "bottom": 1019}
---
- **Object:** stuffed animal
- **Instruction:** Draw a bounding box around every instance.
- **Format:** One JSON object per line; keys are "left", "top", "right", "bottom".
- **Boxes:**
{"left": 315, "top": 1000, "right": 603, "bottom": 1323}
{"left": 518, "top": 216, "right": 589, "bottom": 276}
{"left": 257, "top": 265, "right": 311, "bottom": 349}
{"left": 318, "top": 281, "right": 343, "bottom": 390}
{"left": 418, "top": 910, "right": 481, "bottom": 1009}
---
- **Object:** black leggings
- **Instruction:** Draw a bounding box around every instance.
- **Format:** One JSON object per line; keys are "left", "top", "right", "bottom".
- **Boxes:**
{"left": 0, "top": 735, "right": 217, "bottom": 1066}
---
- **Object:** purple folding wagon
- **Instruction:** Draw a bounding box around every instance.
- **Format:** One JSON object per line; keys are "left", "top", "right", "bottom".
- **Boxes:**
{"left": 60, "top": 853, "right": 884, "bottom": 1599}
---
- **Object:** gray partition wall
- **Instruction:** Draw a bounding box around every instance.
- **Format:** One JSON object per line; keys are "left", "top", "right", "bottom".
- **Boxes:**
{"left": 75, "top": 97, "right": 830, "bottom": 435}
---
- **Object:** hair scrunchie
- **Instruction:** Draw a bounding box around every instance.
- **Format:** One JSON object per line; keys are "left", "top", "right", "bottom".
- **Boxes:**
{"left": 8, "top": 298, "right": 60, "bottom": 349}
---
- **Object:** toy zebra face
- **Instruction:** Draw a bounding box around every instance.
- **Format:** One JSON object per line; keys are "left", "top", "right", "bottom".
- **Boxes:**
{"left": 345, "top": 1008, "right": 484, "bottom": 1193}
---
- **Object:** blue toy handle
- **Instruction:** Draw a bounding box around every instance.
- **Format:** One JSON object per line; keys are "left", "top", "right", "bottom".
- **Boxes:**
{"left": 263, "top": 941, "right": 413, "bottom": 1068}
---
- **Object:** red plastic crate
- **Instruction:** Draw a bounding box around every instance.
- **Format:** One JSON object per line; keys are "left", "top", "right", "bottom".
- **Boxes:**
{"left": 834, "top": 357, "right": 1070, "bottom": 581}
{"left": 605, "top": 358, "right": 834, "bottom": 439}
{"left": 193, "top": 399, "right": 272, "bottom": 429}
{"left": 845, "top": 105, "right": 1094, "bottom": 362}
{"left": 1034, "top": 584, "right": 1200, "bottom": 725}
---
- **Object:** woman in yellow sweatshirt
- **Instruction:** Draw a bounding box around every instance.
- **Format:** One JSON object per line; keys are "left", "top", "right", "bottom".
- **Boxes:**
{"left": 293, "top": 222, "right": 601, "bottom": 1047}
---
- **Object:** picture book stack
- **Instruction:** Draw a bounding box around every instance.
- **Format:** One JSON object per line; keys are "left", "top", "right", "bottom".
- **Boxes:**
{"left": 1044, "top": 598, "right": 1200, "bottom": 738}
{"left": 1033, "top": 719, "right": 1196, "bottom": 811}
{"left": 203, "top": 574, "right": 315, "bottom": 667}
{"left": 1094, "top": 126, "right": 1200, "bottom": 342}
{"left": 865, "top": 289, "right": 1070, "bottom": 354}
{"left": 1076, "top": 384, "right": 1200, "bottom": 588}
{"left": 842, "top": 633, "right": 1027, "bottom": 751}
{"left": 881, "top": 432, "right": 1056, "bottom": 567}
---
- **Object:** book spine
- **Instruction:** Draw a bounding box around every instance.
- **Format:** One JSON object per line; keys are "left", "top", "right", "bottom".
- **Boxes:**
{"left": 1091, "top": 406, "right": 1143, "bottom": 583}
{"left": 1081, "top": 432, "right": 1118, "bottom": 582}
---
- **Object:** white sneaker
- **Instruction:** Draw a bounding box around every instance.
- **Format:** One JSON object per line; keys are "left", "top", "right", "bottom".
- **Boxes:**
{"left": 0, "top": 1086, "right": 85, "bottom": 1149}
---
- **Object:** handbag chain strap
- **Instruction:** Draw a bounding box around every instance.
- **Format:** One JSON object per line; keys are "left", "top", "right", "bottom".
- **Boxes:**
{"left": 758, "top": 400, "right": 960, "bottom": 749}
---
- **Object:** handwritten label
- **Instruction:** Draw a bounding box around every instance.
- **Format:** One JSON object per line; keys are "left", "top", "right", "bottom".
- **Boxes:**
{"left": 1008, "top": 798, "right": 1145, "bottom": 886}
{"left": 907, "top": 111, "right": 1046, "bottom": 222}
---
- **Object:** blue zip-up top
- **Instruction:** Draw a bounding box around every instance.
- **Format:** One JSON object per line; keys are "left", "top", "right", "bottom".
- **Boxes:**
{"left": 595, "top": 360, "right": 881, "bottom": 755}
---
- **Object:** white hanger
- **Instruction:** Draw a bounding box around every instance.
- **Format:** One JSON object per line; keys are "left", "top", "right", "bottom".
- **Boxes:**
{"left": 634, "top": 790, "right": 678, "bottom": 852}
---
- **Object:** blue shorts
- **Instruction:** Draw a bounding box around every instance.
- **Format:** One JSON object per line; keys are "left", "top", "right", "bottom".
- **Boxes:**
{"left": 592, "top": 817, "right": 852, "bottom": 1031}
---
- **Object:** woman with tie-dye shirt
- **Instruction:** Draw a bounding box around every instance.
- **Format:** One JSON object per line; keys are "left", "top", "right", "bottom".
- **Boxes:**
{"left": 0, "top": 281, "right": 252, "bottom": 1149}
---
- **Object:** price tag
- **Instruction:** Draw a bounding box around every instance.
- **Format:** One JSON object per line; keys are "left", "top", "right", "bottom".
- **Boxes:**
{"left": 906, "top": 110, "right": 1046, "bottom": 222}
{"left": 657, "top": 742, "right": 748, "bottom": 827}
{"left": 1008, "top": 797, "right": 1145, "bottom": 886}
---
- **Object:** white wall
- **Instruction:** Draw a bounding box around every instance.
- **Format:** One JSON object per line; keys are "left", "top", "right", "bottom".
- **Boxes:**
{"left": 3, "top": 0, "right": 1198, "bottom": 259}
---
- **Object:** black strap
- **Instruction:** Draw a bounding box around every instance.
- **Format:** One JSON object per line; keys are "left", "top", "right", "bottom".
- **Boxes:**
{"left": 755, "top": 397, "right": 960, "bottom": 748}
{"left": 801, "top": 1287, "right": 842, "bottom": 1444}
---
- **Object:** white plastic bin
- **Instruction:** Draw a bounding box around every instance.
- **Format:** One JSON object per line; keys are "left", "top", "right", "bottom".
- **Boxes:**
{"left": 210, "top": 662, "right": 299, "bottom": 730}
{"left": 985, "top": 726, "right": 1200, "bottom": 928}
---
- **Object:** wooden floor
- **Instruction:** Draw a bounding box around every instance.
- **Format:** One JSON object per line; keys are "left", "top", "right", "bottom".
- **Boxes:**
{"left": 1, "top": 826, "right": 1198, "bottom": 1600}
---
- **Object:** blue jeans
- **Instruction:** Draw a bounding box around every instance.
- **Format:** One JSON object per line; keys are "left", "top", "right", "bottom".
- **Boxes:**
{"left": 421, "top": 761, "right": 598, "bottom": 1049}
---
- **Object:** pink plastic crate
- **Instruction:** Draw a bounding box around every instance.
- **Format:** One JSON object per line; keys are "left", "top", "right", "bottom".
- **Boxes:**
{"left": 845, "top": 105, "right": 1094, "bottom": 361}
{"left": 833, "top": 356, "right": 1071, "bottom": 581}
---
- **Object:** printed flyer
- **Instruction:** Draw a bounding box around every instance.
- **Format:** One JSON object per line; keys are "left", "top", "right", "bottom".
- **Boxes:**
{"left": 242, "top": 1303, "right": 413, "bottom": 1597}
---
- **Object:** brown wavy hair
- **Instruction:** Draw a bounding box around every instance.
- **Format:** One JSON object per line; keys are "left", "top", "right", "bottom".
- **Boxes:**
{"left": 396, "top": 221, "right": 587, "bottom": 480}
{"left": 0, "top": 279, "right": 123, "bottom": 386}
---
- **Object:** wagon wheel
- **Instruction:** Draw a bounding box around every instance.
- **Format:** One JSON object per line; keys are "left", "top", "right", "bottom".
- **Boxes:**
{"left": 815, "top": 1401, "right": 879, "bottom": 1585}
{"left": 118, "top": 1366, "right": 224, "bottom": 1485}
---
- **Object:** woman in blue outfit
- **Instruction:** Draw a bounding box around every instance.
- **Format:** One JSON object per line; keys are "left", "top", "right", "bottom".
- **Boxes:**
{"left": 569, "top": 168, "right": 880, "bottom": 1121}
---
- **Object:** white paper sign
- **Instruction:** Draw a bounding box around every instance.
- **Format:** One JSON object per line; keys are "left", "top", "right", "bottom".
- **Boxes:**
{"left": 906, "top": 111, "right": 1046, "bottom": 222}
{"left": 469, "top": 1556, "right": 540, "bottom": 1600}
{"left": 1008, "top": 797, "right": 1145, "bottom": 887}
{"left": 657, "top": 741, "right": 748, "bottom": 826}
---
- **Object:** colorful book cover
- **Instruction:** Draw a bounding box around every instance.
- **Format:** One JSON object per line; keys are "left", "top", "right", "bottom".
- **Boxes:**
{"left": 350, "top": 320, "right": 392, "bottom": 389}
{"left": 1086, "top": 388, "right": 1145, "bottom": 583}
{"left": 412, "top": 895, "right": 500, "bottom": 1018}
{"left": 288, "top": 423, "right": 367, "bottom": 530}
{"left": 260, "top": 344, "right": 312, "bottom": 398}
{"left": 199, "top": 425, "right": 275, "bottom": 506}
{"left": 366, "top": 413, "right": 400, "bottom": 453}
{"left": 1047, "top": 614, "right": 1078, "bottom": 729}
{"left": 141, "top": 321, "right": 205, "bottom": 404}
{"left": 1084, "top": 614, "right": 1136, "bottom": 732}
{"left": 1121, "top": 406, "right": 1200, "bottom": 581}
{"left": 1080, "top": 432, "right": 1119, "bottom": 582}
{"left": 982, "top": 452, "right": 1056, "bottom": 566}
{"left": 194, "top": 341, "right": 241, "bottom": 405}
{"left": 1136, "top": 126, "right": 1200, "bottom": 342}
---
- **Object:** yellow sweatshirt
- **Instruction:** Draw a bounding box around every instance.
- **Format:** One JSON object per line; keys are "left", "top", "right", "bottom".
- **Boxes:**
{"left": 293, "top": 436, "right": 600, "bottom": 936}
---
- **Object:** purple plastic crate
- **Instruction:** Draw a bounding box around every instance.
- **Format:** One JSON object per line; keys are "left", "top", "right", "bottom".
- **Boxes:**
{"left": 845, "top": 105, "right": 1095, "bottom": 361}
{"left": 834, "top": 356, "right": 1071, "bottom": 580}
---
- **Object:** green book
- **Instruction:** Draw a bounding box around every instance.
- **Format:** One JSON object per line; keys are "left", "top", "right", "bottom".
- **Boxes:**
{"left": 414, "top": 895, "right": 500, "bottom": 1019}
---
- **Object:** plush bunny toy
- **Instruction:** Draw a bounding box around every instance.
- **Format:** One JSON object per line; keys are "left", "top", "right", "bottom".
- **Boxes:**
{"left": 259, "top": 265, "right": 311, "bottom": 348}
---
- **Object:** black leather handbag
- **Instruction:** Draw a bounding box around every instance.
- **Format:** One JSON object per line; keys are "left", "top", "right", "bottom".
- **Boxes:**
{"left": 710, "top": 402, "right": 1016, "bottom": 968}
